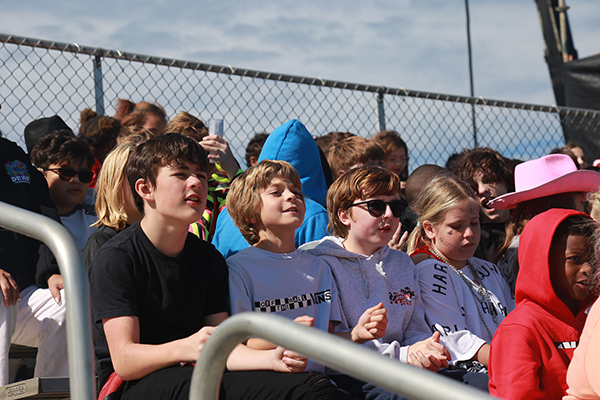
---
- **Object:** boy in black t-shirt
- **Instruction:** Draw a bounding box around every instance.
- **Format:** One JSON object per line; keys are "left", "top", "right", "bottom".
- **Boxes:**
{"left": 89, "top": 133, "right": 330, "bottom": 400}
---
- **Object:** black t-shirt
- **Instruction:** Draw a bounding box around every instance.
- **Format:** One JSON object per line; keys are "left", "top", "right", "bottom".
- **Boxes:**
{"left": 89, "top": 222, "right": 229, "bottom": 385}
{"left": 83, "top": 224, "right": 121, "bottom": 271}
{"left": 0, "top": 137, "right": 60, "bottom": 290}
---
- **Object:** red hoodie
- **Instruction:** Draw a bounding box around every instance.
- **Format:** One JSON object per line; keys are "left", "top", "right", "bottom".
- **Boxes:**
{"left": 488, "top": 209, "right": 597, "bottom": 400}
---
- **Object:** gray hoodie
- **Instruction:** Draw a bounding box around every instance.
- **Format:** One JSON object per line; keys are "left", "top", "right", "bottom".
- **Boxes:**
{"left": 300, "top": 236, "right": 431, "bottom": 362}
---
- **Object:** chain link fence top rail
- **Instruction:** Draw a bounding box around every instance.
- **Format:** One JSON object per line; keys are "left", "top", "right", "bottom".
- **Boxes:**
{"left": 2, "top": 33, "right": 600, "bottom": 171}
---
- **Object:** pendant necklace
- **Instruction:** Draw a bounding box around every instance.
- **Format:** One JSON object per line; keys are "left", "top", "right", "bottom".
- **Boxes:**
{"left": 428, "top": 246, "right": 499, "bottom": 339}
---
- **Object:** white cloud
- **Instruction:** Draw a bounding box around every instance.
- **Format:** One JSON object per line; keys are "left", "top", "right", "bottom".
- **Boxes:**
{"left": 1, "top": 0, "right": 598, "bottom": 108}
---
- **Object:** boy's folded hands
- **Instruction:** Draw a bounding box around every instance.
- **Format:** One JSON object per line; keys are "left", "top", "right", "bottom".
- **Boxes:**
{"left": 407, "top": 331, "right": 451, "bottom": 371}
{"left": 351, "top": 303, "right": 388, "bottom": 344}
{"left": 272, "top": 346, "right": 308, "bottom": 373}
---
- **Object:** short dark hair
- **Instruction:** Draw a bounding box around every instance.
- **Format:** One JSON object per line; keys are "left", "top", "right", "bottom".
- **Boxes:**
{"left": 245, "top": 132, "right": 269, "bottom": 168}
{"left": 453, "top": 147, "right": 514, "bottom": 192}
{"left": 126, "top": 133, "right": 208, "bottom": 213}
{"left": 30, "top": 132, "right": 94, "bottom": 169}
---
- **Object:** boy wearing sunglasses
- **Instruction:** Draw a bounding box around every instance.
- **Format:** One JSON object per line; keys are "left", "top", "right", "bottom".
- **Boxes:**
{"left": 226, "top": 160, "right": 388, "bottom": 372}
{"left": 300, "top": 166, "right": 450, "bottom": 395}
{"left": 31, "top": 132, "right": 97, "bottom": 252}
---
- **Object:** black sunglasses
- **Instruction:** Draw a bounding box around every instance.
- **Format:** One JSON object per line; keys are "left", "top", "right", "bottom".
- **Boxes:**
{"left": 43, "top": 167, "right": 95, "bottom": 184}
{"left": 348, "top": 199, "right": 408, "bottom": 218}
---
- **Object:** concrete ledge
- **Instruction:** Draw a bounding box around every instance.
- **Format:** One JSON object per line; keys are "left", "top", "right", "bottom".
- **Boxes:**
{"left": 0, "top": 377, "right": 69, "bottom": 400}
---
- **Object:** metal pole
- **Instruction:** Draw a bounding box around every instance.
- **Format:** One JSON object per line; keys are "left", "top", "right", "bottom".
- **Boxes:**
{"left": 190, "top": 313, "right": 495, "bottom": 400}
{"left": 0, "top": 201, "right": 96, "bottom": 400}
{"left": 376, "top": 92, "right": 386, "bottom": 132}
{"left": 465, "top": 0, "right": 478, "bottom": 147}
{"left": 93, "top": 55, "right": 105, "bottom": 116}
{"left": 557, "top": 0, "right": 570, "bottom": 63}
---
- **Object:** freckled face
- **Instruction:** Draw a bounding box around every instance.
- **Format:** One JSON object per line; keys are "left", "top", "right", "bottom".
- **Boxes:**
{"left": 425, "top": 199, "right": 480, "bottom": 268}
{"left": 149, "top": 162, "right": 208, "bottom": 225}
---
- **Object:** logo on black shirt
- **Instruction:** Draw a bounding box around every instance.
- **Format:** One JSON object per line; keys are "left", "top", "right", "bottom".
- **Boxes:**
{"left": 5, "top": 160, "right": 31, "bottom": 184}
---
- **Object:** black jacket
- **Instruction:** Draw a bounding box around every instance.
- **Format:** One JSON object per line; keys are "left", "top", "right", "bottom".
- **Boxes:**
{"left": 0, "top": 137, "right": 60, "bottom": 290}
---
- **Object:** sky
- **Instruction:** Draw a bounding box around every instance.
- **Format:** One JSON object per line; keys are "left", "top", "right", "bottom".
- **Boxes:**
{"left": 2, "top": 0, "right": 599, "bottom": 108}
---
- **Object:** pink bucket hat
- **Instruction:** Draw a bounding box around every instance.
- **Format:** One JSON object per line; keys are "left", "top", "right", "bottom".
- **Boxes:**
{"left": 487, "top": 154, "right": 600, "bottom": 210}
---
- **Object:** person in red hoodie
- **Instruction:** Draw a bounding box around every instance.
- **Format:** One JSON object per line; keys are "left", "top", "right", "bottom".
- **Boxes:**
{"left": 488, "top": 208, "right": 598, "bottom": 399}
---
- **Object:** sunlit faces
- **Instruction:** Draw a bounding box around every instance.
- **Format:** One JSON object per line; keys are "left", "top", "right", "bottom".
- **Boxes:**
{"left": 258, "top": 177, "right": 306, "bottom": 235}
{"left": 43, "top": 159, "right": 92, "bottom": 215}
{"left": 472, "top": 172, "right": 510, "bottom": 224}
{"left": 340, "top": 194, "right": 400, "bottom": 256}
{"left": 424, "top": 199, "right": 481, "bottom": 269}
{"left": 384, "top": 147, "right": 408, "bottom": 177}
{"left": 143, "top": 161, "right": 208, "bottom": 225}
{"left": 549, "top": 233, "right": 593, "bottom": 315}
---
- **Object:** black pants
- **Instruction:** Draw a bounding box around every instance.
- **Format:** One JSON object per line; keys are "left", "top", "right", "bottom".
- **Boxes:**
{"left": 120, "top": 365, "right": 334, "bottom": 400}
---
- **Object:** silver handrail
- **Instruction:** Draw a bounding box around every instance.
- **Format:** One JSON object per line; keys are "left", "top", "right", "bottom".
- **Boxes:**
{"left": 0, "top": 201, "right": 96, "bottom": 400}
{"left": 190, "top": 312, "right": 496, "bottom": 400}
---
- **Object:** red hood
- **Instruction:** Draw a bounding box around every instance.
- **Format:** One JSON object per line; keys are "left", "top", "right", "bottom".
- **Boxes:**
{"left": 516, "top": 208, "right": 597, "bottom": 317}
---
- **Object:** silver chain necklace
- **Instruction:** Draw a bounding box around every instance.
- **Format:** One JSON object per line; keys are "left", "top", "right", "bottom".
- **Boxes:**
{"left": 428, "top": 246, "right": 499, "bottom": 339}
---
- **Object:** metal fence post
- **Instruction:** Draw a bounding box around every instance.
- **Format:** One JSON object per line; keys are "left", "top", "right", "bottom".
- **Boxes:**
{"left": 376, "top": 92, "right": 386, "bottom": 132}
{"left": 0, "top": 201, "right": 96, "bottom": 400}
{"left": 93, "top": 55, "right": 105, "bottom": 116}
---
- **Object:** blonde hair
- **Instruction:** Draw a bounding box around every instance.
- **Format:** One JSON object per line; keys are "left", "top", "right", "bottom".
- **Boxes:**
{"left": 406, "top": 174, "right": 477, "bottom": 255}
{"left": 93, "top": 136, "right": 146, "bottom": 230}
{"left": 589, "top": 189, "right": 600, "bottom": 221}
{"left": 117, "top": 125, "right": 155, "bottom": 145}
{"left": 227, "top": 160, "right": 303, "bottom": 245}
{"left": 327, "top": 166, "right": 400, "bottom": 238}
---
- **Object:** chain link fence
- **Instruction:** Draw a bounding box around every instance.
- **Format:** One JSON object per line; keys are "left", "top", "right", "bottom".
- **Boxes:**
{"left": 2, "top": 33, "right": 600, "bottom": 170}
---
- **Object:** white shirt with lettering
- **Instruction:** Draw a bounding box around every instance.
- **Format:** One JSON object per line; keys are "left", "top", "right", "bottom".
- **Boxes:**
{"left": 416, "top": 257, "right": 515, "bottom": 362}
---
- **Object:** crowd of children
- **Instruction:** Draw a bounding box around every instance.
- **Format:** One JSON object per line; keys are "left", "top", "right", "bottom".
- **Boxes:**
{"left": 3, "top": 99, "right": 600, "bottom": 400}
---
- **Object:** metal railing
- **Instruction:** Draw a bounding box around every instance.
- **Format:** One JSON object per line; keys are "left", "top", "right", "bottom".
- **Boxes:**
{"left": 191, "top": 313, "right": 495, "bottom": 400}
{"left": 0, "top": 201, "right": 96, "bottom": 400}
{"left": 2, "top": 33, "right": 600, "bottom": 168}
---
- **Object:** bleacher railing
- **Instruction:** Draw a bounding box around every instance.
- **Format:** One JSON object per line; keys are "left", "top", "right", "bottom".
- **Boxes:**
{"left": 0, "top": 201, "right": 96, "bottom": 400}
{"left": 2, "top": 33, "right": 600, "bottom": 168}
{"left": 191, "top": 312, "right": 495, "bottom": 400}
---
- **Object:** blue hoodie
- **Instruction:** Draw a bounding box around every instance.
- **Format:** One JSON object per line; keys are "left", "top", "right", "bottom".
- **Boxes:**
{"left": 212, "top": 119, "right": 329, "bottom": 258}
